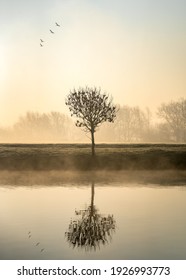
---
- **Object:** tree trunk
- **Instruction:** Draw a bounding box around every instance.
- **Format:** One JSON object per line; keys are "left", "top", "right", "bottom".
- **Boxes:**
{"left": 90, "top": 181, "right": 95, "bottom": 216}
{"left": 91, "top": 129, "right": 95, "bottom": 156}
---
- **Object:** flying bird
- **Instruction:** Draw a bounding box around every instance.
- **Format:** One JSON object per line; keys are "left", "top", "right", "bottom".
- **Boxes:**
{"left": 50, "top": 29, "right": 54, "bottom": 34}
{"left": 55, "top": 22, "right": 60, "bottom": 27}
{"left": 40, "top": 43, "right": 43, "bottom": 47}
{"left": 35, "top": 242, "right": 40, "bottom": 246}
{"left": 40, "top": 39, "right": 44, "bottom": 43}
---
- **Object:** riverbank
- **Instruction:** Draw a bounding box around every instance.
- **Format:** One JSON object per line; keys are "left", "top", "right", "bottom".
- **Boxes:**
{"left": 0, "top": 143, "right": 186, "bottom": 170}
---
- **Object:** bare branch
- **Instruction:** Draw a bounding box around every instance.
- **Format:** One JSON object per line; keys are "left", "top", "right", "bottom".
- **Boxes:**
{"left": 65, "top": 86, "right": 117, "bottom": 155}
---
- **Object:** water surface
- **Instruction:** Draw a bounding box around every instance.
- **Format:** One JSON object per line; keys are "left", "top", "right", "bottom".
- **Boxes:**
{"left": 0, "top": 171, "right": 186, "bottom": 259}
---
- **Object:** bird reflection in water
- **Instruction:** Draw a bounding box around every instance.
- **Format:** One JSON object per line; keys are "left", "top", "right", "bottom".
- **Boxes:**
{"left": 65, "top": 181, "right": 116, "bottom": 251}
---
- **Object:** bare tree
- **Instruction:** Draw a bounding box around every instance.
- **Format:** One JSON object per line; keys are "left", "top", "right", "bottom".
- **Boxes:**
{"left": 113, "top": 106, "right": 152, "bottom": 142}
{"left": 14, "top": 112, "right": 51, "bottom": 141}
{"left": 13, "top": 111, "right": 74, "bottom": 142}
{"left": 157, "top": 99, "right": 186, "bottom": 142}
{"left": 65, "top": 87, "right": 117, "bottom": 156}
{"left": 48, "top": 111, "right": 73, "bottom": 141}
{"left": 65, "top": 182, "right": 116, "bottom": 251}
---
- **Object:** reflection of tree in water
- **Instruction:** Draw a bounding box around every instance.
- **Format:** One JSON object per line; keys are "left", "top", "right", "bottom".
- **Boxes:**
{"left": 65, "top": 182, "right": 116, "bottom": 251}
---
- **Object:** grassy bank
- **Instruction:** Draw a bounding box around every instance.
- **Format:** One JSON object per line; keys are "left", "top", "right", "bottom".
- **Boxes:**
{"left": 0, "top": 143, "right": 186, "bottom": 170}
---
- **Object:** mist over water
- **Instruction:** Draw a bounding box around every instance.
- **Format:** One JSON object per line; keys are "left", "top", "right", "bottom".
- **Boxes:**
{"left": 0, "top": 170, "right": 186, "bottom": 187}
{"left": 0, "top": 170, "right": 186, "bottom": 260}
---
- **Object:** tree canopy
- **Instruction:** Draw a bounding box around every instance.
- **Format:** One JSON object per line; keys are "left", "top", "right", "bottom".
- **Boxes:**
{"left": 65, "top": 87, "right": 117, "bottom": 155}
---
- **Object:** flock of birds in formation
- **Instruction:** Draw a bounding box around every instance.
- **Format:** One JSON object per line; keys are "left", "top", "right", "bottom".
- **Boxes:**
{"left": 28, "top": 231, "right": 45, "bottom": 253}
{"left": 40, "top": 22, "right": 61, "bottom": 47}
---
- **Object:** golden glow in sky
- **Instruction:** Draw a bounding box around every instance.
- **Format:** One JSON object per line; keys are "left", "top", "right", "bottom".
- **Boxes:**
{"left": 0, "top": 0, "right": 186, "bottom": 125}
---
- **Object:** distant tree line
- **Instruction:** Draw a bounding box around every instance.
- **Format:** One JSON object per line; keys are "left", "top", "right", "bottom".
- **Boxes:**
{"left": 157, "top": 98, "right": 186, "bottom": 142}
{"left": 0, "top": 98, "right": 185, "bottom": 143}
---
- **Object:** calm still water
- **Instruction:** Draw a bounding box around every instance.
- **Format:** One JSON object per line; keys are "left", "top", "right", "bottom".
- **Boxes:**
{"left": 0, "top": 171, "right": 186, "bottom": 260}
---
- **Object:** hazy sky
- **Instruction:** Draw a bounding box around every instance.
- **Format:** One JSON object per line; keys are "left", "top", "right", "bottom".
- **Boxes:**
{"left": 0, "top": 0, "right": 186, "bottom": 126}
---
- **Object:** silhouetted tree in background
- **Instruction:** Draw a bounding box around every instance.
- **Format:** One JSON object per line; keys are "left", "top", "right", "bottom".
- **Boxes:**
{"left": 0, "top": 98, "right": 186, "bottom": 143}
{"left": 13, "top": 111, "right": 73, "bottom": 142}
{"left": 65, "top": 87, "right": 117, "bottom": 155}
{"left": 157, "top": 99, "right": 186, "bottom": 142}
{"left": 65, "top": 182, "right": 116, "bottom": 251}
{"left": 112, "top": 106, "right": 152, "bottom": 142}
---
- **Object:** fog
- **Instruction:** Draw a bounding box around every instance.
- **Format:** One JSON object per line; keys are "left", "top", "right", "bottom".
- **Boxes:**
{"left": 0, "top": 170, "right": 186, "bottom": 187}
{"left": 0, "top": 98, "right": 186, "bottom": 143}
{"left": 1, "top": 0, "right": 186, "bottom": 127}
